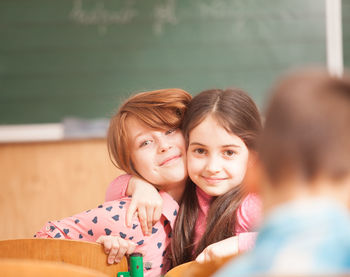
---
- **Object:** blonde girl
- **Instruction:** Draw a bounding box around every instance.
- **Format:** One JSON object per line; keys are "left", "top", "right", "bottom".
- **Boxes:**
{"left": 36, "top": 88, "right": 192, "bottom": 277}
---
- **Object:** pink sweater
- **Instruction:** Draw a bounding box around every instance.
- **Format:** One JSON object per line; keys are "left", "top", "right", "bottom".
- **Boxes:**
{"left": 106, "top": 175, "right": 262, "bottom": 253}
{"left": 194, "top": 187, "right": 261, "bottom": 252}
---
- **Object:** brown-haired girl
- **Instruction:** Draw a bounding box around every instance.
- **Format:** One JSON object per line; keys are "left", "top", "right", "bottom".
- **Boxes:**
{"left": 171, "top": 88, "right": 262, "bottom": 266}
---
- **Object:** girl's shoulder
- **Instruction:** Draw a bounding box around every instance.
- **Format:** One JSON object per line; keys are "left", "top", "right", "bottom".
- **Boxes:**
{"left": 105, "top": 174, "right": 132, "bottom": 202}
{"left": 236, "top": 193, "right": 262, "bottom": 230}
{"left": 241, "top": 193, "right": 261, "bottom": 209}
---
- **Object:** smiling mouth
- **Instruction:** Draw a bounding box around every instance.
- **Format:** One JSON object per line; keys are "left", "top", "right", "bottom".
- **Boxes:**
{"left": 159, "top": 155, "right": 181, "bottom": 166}
{"left": 202, "top": 176, "right": 226, "bottom": 184}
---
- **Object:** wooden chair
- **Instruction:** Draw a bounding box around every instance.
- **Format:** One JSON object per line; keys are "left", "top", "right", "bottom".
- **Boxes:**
{"left": 183, "top": 254, "right": 237, "bottom": 277}
{"left": 0, "top": 258, "right": 108, "bottom": 277}
{"left": 164, "top": 261, "right": 194, "bottom": 277}
{"left": 165, "top": 254, "right": 237, "bottom": 277}
{"left": 0, "top": 238, "right": 128, "bottom": 277}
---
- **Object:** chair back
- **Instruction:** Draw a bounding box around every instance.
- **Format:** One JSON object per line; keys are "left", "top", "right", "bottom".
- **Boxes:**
{"left": 0, "top": 258, "right": 108, "bottom": 277}
{"left": 164, "top": 261, "right": 194, "bottom": 277}
{"left": 165, "top": 254, "right": 237, "bottom": 277}
{"left": 183, "top": 254, "right": 237, "bottom": 277}
{"left": 0, "top": 238, "right": 128, "bottom": 277}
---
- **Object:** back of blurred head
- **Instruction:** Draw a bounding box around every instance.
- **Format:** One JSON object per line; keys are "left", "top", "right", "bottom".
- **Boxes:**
{"left": 259, "top": 68, "right": 350, "bottom": 203}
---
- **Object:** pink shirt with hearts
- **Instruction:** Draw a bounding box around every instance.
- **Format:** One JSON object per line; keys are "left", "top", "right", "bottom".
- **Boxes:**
{"left": 35, "top": 175, "right": 178, "bottom": 277}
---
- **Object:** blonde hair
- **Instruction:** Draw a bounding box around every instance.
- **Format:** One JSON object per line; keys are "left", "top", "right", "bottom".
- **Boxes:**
{"left": 107, "top": 88, "right": 192, "bottom": 177}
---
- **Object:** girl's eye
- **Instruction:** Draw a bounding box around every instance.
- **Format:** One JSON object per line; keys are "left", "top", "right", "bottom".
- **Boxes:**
{"left": 140, "top": 140, "right": 152, "bottom": 148}
{"left": 224, "top": 149, "right": 236, "bottom": 157}
{"left": 165, "top": 129, "right": 175, "bottom": 135}
{"left": 194, "top": 148, "right": 206, "bottom": 155}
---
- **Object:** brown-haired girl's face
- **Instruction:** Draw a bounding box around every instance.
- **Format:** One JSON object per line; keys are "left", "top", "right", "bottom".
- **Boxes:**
{"left": 187, "top": 115, "right": 250, "bottom": 196}
{"left": 126, "top": 116, "right": 188, "bottom": 188}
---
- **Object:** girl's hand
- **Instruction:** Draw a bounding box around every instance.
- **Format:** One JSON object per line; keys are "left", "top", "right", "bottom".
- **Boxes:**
{"left": 195, "top": 236, "right": 239, "bottom": 264}
{"left": 96, "top": 235, "right": 136, "bottom": 264}
{"left": 126, "top": 176, "right": 163, "bottom": 235}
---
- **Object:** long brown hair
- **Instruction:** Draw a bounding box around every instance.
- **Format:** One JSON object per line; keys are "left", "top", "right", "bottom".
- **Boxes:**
{"left": 171, "top": 88, "right": 262, "bottom": 266}
{"left": 107, "top": 88, "right": 192, "bottom": 175}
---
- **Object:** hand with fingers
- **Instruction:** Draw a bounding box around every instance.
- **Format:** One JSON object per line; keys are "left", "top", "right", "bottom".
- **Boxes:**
{"left": 96, "top": 235, "right": 137, "bottom": 265}
{"left": 126, "top": 176, "right": 163, "bottom": 236}
{"left": 195, "top": 236, "right": 239, "bottom": 264}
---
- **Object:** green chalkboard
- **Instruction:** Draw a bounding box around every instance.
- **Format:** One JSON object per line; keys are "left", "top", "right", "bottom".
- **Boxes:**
{"left": 0, "top": 0, "right": 326, "bottom": 124}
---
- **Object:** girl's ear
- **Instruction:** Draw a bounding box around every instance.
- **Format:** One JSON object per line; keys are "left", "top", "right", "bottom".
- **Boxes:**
{"left": 244, "top": 151, "right": 263, "bottom": 194}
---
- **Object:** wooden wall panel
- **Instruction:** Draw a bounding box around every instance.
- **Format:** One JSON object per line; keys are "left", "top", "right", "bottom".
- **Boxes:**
{"left": 0, "top": 139, "right": 124, "bottom": 240}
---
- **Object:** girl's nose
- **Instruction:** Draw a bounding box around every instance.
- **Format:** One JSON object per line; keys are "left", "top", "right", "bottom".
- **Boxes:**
{"left": 205, "top": 155, "right": 221, "bottom": 174}
{"left": 159, "top": 144, "right": 171, "bottom": 153}
{"left": 158, "top": 137, "right": 172, "bottom": 153}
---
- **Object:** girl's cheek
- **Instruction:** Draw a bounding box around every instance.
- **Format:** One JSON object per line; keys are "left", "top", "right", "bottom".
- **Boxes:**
{"left": 187, "top": 156, "right": 196, "bottom": 171}
{"left": 186, "top": 152, "right": 193, "bottom": 162}
{"left": 186, "top": 159, "right": 193, "bottom": 173}
{"left": 187, "top": 153, "right": 198, "bottom": 165}
{"left": 187, "top": 157, "right": 204, "bottom": 174}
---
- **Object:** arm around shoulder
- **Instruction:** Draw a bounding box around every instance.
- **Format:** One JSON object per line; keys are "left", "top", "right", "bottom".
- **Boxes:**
{"left": 235, "top": 193, "right": 262, "bottom": 252}
{"left": 236, "top": 193, "right": 262, "bottom": 231}
{"left": 105, "top": 174, "right": 132, "bottom": 201}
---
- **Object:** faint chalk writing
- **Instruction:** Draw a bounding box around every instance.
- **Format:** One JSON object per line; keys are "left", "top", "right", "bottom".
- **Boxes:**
{"left": 69, "top": 0, "right": 252, "bottom": 36}
{"left": 70, "top": 0, "right": 137, "bottom": 34}
{"left": 199, "top": 0, "right": 237, "bottom": 18}
{"left": 153, "top": 0, "right": 178, "bottom": 35}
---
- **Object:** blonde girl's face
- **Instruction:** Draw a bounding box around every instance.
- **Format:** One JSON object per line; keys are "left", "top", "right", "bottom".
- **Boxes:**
{"left": 187, "top": 115, "right": 250, "bottom": 196}
{"left": 126, "top": 116, "right": 188, "bottom": 189}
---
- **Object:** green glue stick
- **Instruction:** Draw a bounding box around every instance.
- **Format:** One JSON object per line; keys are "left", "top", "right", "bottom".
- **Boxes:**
{"left": 117, "top": 252, "right": 144, "bottom": 277}
{"left": 130, "top": 253, "right": 143, "bottom": 277}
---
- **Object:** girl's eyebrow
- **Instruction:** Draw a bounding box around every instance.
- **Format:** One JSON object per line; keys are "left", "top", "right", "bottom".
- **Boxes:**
{"left": 133, "top": 132, "right": 143, "bottom": 140}
{"left": 189, "top": 142, "right": 206, "bottom": 146}
{"left": 132, "top": 132, "right": 149, "bottom": 145}
{"left": 134, "top": 131, "right": 152, "bottom": 140}
{"left": 130, "top": 133, "right": 142, "bottom": 143}
{"left": 189, "top": 142, "right": 240, "bottom": 148}
{"left": 222, "top": 144, "right": 240, "bottom": 148}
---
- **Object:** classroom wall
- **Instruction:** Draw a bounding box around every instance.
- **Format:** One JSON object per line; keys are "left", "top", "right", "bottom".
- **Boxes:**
{"left": 0, "top": 139, "right": 124, "bottom": 240}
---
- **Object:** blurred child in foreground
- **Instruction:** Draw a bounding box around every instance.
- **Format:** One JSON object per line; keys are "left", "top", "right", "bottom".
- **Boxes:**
{"left": 215, "top": 68, "right": 350, "bottom": 276}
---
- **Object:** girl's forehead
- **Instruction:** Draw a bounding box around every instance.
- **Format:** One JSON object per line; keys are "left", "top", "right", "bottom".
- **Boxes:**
{"left": 125, "top": 116, "right": 171, "bottom": 141}
{"left": 126, "top": 115, "right": 170, "bottom": 132}
{"left": 192, "top": 113, "right": 231, "bottom": 130}
{"left": 189, "top": 117, "right": 244, "bottom": 146}
{"left": 190, "top": 114, "right": 230, "bottom": 135}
